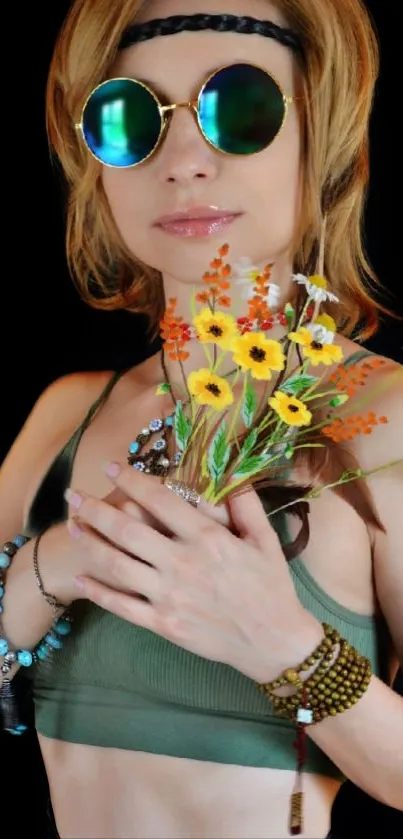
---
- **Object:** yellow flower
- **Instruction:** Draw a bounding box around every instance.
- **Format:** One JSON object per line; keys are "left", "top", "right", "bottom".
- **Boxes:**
{"left": 187, "top": 368, "right": 234, "bottom": 410}
{"left": 269, "top": 391, "right": 313, "bottom": 427}
{"left": 288, "top": 327, "right": 344, "bottom": 366}
{"left": 231, "top": 332, "right": 285, "bottom": 380}
{"left": 193, "top": 309, "right": 238, "bottom": 350}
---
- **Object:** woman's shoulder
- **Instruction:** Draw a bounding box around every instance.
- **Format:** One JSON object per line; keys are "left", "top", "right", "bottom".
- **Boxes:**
{"left": 341, "top": 346, "right": 403, "bottom": 664}
{"left": 29, "top": 369, "right": 117, "bottom": 432}
{"left": 5, "top": 369, "right": 116, "bottom": 457}
{"left": 45, "top": 368, "right": 116, "bottom": 400}
{"left": 0, "top": 369, "right": 116, "bottom": 542}
{"left": 338, "top": 339, "right": 403, "bottom": 468}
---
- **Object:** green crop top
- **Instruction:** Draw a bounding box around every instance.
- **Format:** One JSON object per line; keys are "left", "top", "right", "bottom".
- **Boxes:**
{"left": 24, "top": 350, "right": 390, "bottom": 780}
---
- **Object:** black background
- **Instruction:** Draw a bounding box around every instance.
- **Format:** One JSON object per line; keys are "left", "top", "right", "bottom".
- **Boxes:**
{"left": 2, "top": 1, "right": 402, "bottom": 836}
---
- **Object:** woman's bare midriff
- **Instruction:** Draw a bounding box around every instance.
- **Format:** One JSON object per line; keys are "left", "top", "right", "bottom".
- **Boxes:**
{"left": 39, "top": 734, "right": 340, "bottom": 839}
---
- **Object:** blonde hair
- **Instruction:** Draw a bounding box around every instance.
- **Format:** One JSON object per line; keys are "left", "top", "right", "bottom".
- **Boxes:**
{"left": 46, "top": 0, "right": 389, "bottom": 341}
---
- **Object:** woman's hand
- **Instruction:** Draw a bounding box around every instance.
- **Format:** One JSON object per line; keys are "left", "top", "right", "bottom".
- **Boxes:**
{"left": 62, "top": 481, "right": 231, "bottom": 598}
{"left": 66, "top": 462, "right": 323, "bottom": 682}
{"left": 101, "top": 484, "right": 232, "bottom": 533}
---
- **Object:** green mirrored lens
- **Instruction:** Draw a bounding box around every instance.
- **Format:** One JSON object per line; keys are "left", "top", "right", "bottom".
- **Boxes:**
{"left": 198, "top": 64, "right": 286, "bottom": 155}
{"left": 81, "top": 79, "right": 162, "bottom": 167}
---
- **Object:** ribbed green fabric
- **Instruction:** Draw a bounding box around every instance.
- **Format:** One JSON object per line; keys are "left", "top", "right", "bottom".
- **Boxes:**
{"left": 28, "top": 348, "right": 389, "bottom": 778}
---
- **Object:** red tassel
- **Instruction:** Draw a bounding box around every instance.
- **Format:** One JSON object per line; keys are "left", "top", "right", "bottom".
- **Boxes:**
{"left": 289, "top": 687, "right": 310, "bottom": 836}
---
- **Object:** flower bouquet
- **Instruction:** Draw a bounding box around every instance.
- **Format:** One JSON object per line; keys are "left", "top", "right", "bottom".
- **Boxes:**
{"left": 158, "top": 244, "right": 394, "bottom": 514}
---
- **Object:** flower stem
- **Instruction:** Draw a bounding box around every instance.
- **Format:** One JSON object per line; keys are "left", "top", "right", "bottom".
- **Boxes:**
{"left": 210, "top": 450, "right": 288, "bottom": 504}
{"left": 225, "top": 368, "right": 245, "bottom": 444}
{"left": 266, "top": 458, "right": 402, "bottom": 517}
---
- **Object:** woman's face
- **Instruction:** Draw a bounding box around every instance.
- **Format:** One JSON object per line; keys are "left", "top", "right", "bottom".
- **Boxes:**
{"left": 101, "top": 0, "right": 303, "bottom": 285}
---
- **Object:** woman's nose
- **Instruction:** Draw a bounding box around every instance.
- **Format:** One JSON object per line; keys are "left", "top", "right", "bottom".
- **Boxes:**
{"left": 153, "top": 106, "right": 220, "bottom": 186}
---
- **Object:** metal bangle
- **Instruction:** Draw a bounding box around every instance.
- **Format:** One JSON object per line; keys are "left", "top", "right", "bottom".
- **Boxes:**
{"left": 32, "top": 530, "right": 66, "bottom": 612}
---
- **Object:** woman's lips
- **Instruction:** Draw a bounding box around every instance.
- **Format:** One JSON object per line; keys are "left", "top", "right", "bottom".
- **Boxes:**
{"left": 154, "top": 208, "right": 243, "bottom": 238}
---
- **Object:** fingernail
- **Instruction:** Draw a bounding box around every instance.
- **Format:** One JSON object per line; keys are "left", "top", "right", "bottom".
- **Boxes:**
{"left": 102, "top": 461, "right": 121, "bottom": 478}
{"left": 67, "top": 518, "right": 82, "bottom": 540}
{"left": 74, "top": 577, "right": 86, "bottom": 591}
{"left": 64, "top": 489, "right": 83, "bottom": 510}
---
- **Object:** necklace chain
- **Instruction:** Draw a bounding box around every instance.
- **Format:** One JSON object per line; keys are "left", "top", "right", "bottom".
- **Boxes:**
{"left": 160, "top": 347, "right": 187, "bottom": 412}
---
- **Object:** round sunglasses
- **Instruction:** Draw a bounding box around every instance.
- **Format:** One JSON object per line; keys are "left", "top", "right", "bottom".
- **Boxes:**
{"left": 75, "top": 62, "right": 294, "bottom": 169}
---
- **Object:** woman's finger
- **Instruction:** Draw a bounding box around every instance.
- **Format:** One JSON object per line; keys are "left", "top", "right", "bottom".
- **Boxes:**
{"left": 75, "top": 575, "right": 158, "bottom": 631}
{"left": 228, "top": 485, "right": 276, "bottom": 548}
{"left": 67, "top": 517, "right": 162, "bottom": 600}
{"left": 104, "top": 464, "right": 230, "bottom": 540}
{"left": 66, "top": 487, "right": 180, "bottom": 571}
{"left": 105, "top": 486, "right": 173, "bottom": 534}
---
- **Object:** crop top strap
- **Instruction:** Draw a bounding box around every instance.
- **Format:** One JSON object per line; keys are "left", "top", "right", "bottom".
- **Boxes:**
{"left": 24, "top": 370, "right": 125, "bottom": 536}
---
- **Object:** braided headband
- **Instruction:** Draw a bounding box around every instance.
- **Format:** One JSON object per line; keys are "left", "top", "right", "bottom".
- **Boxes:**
{"left": 119, "top": 13, "right": 303, "bottom": 56}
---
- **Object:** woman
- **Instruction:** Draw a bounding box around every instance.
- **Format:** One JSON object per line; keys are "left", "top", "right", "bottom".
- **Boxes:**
{"left": 0, "top": 0, "right": 402, "bottom": 837}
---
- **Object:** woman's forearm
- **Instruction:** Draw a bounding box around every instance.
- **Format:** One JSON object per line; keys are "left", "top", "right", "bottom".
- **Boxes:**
{"left": 308, "top": 674, "right": 403, "bottom": 811}
{"left": 250, "top": 615, "right": 403, "bottom": 812}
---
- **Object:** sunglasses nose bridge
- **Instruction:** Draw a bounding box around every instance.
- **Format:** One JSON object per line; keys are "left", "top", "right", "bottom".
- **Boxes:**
{"left": 158, "top": 100, "right": 200, "bottom": 145}
{"left": 160, "top": 100, "right": 198, "bottom": 116}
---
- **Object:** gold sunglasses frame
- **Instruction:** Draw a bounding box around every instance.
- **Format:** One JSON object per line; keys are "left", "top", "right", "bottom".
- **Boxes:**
{"left": 75, "top": 62, "right": 294, "bottom": 169}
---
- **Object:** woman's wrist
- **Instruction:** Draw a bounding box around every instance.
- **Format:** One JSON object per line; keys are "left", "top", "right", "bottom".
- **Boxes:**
{"left": 239, "top": 610, "right": 324, "bottom": 683}
{"left": 31, "top": 523, "right": 77, "bottom": 608}
{"left": 256, "top": 622, "right": 373, "bottom": 727}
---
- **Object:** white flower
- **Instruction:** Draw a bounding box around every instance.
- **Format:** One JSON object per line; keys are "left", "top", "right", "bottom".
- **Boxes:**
{"left": 264, "top": 282, "right": 281, "bottom": 309}
{"left": 233, "top": 258, "right": 281, "bottom": 309}
{"left": 306, "top": 322, "right": 335, "bottom": 345}
{"left": 292, "top": 273, "right": 339, "bottom": 304}
{"left": 306, "top": 315, "right": 337, "bottom": 345}
{"left": 232, "top": 257, "right": 260, "bottom": 279}
{"left": 233, "top": 257, "right": 260, "bottom": 286}
{"left": 292, "top": 272, "right": 309, "bottom": 285}
{"left": 233, "top": 258, "right": 260, "bottom": 301}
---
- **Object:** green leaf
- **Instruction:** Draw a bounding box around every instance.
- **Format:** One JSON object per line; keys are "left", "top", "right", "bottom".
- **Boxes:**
{"left": 233, "top": 453, "right": 272, "bottom": 480}
{"left": 329, "top": 393, "right": 349, "bottom": 407}
{"left": 174, "top": 401, "right": 192, "bottom": 452}
{"left": 207, "top": 421, "right": 231, "bottom": 483}
{"left": 241, "top": 380, "right": 257, "bottom": 428}
{"left": 284, "top": 444, "right": 295, "bottom": 460}
{"left": 240, "top": 428, "right": 258, "bottom": 459}
{"left": 285, "top": 302, "right": 295, "bottom": 329}
{"left": 281, "top": 374, "right": 318, "bottom": 396}
{"left": 155, "top": 382, "right": 171, "bottom": 395}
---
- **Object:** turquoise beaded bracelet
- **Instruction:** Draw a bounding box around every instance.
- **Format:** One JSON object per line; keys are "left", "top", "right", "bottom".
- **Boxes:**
{"left": 0, "top": 533, "right": 72, "bottom": 734}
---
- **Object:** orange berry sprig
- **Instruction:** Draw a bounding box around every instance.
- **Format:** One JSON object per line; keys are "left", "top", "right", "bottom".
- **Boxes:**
{"left": 196, "top": 244, "right": 232, "bottom": 311}
{"left": 330, "top": 357, "right": 387, "bottom": 397}
{"left": 245, "top": 263, "right": 275, "bottom": 331}
{"left": 160, "top": 297, "right": 191, "bottom": 362}
{"left": 322, "top": 411, "right": 388, "bottom": 443}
